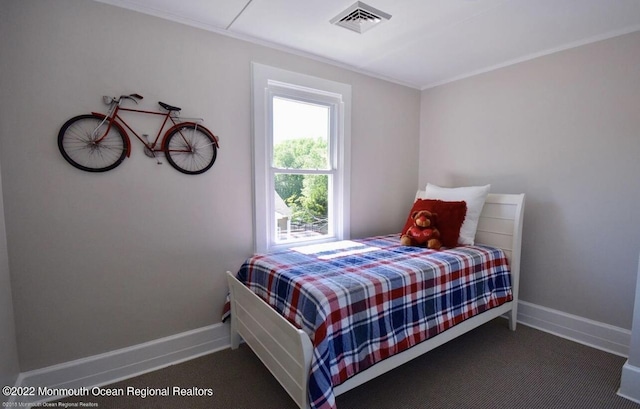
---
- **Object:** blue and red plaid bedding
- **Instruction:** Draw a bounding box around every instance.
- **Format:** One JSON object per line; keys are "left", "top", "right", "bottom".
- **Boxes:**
{"left": 234, "top": 234, "right": 512, "bottom": 409}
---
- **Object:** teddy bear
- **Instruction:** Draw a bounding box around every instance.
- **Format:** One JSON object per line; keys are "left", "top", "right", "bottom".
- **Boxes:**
{"left": 400, "top": 210, "right": 442, "bottom": 250}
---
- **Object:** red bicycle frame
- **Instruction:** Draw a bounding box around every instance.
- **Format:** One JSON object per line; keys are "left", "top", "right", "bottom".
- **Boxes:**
{"left": 92, "top": 100, "right": 218, "bottom": 158}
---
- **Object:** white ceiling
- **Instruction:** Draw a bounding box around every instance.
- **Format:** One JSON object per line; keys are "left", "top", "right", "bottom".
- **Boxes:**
{"left": 94, "top": 0, "right": 640, "bottom": 89}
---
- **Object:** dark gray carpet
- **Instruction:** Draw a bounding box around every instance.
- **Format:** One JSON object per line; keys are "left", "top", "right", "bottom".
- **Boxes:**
{"left": 59, "top": 319, "right": 640, "bottom": 408}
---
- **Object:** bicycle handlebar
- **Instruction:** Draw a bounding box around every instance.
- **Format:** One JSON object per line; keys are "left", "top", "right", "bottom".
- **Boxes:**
{"left": 119, "top": 94, "right": 144, "bottom": 104}
{"left": 102, "top": 94, "right": 144, "bottom": 105}
{"left": 102, "top": 94, "right": 145, "bottom": 106}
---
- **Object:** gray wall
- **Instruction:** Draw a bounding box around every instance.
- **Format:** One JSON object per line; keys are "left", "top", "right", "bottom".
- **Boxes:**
{"left": 0, "top": 0, "right": 419, "bottom": 371}
{"left": 0, "top": 159, "right": 20, "bottom": 393}
{"left": 420, "top": 31, "right": 640, "bottom": 329}
{"left": 0, "top": 2, "right": 21, "bottom": 391}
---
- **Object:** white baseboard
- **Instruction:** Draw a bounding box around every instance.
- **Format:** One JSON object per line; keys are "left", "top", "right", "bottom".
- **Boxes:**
{"left": 517, "top": 300, "right": 631, "bottom": 357}
{"left": 618, "top": 360, "right": 640, "bottom": 404}
{"left": 11, "top": 322, "right": 230, "bottom": 406}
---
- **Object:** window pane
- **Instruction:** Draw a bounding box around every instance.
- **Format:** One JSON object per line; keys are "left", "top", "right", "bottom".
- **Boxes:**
{"left": 272, "top": 97, "right": 330, "bottom": 170}
{"left": 275, "top": 174, "right": 329, "bottom": 242}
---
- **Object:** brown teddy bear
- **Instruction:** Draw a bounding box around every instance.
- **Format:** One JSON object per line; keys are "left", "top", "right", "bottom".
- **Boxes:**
{"left": 400, "top": 210, "right": 442, "bottom": 250}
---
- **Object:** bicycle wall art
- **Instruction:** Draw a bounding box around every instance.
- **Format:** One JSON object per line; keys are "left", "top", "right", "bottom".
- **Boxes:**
{"left": 57, "top": 94, "right": 220, "bottom": 175}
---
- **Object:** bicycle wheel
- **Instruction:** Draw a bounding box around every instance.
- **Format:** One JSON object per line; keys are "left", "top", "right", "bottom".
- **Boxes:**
{"left": 163, "top": 124, "right": 217, "bottom": 175}
{"left": 58, "top": 114, "right": 128, "bottom": 172}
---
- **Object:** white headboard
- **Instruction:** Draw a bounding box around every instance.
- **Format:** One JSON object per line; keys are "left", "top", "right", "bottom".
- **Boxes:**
{"left": 413, "top": 192, "right": 525, "bottom": 257}
{"left": 476, "top": 193, "right": 525, "bottom": 302}
{"left": 476, "top": 194, "right": 525, "bottom": 262}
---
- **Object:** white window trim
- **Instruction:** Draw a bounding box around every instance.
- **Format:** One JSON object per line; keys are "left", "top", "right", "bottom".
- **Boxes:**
{"left": 251, "top": 62, "right": 351, "bottom": 253}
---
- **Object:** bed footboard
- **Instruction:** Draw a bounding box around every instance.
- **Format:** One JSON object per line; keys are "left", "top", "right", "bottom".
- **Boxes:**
{"left": 226, "top": 271, "right": 313, "bottom": 409}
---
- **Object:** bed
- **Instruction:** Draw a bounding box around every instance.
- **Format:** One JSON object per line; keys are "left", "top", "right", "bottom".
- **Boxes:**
{"left": 226, "top": 192, "right": 525, "bottom": 409}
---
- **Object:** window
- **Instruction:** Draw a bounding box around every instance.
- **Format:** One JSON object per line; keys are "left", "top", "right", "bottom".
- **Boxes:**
{"left": 252, "top": 63, "right": 351, "bottom": 253}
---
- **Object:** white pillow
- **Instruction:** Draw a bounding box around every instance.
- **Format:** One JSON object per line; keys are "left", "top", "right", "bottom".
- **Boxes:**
{"left": 421, "top": 183, "right": 490, "bottom": 245}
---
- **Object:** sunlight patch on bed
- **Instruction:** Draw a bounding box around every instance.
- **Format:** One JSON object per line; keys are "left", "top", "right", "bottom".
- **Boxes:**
{"left": 292, "top": 240, "right": 380, "bottom": 260}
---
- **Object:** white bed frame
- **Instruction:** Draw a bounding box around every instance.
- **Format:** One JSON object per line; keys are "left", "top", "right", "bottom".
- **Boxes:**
{"left": 226, "top": 193, "right": 525, "bottom": 409}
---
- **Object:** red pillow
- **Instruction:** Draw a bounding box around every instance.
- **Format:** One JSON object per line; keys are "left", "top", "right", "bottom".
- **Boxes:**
{"left": 401, "top": 199, "right": 467, "bottom": 248}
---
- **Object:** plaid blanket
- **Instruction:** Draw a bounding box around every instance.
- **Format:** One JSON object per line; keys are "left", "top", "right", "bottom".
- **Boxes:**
{"left": 235, "top": 235, "right": 512, "bottom": 409}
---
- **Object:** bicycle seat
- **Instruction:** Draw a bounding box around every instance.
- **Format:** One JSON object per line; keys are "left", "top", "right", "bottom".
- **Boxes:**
{"left": 158, "top": 101, "right": 181, "bottom": 112}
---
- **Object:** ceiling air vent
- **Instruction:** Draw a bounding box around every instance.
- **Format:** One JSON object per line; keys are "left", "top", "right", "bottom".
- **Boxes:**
{"left": 330, "top": 1, "right": 391, "bottom": 34}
